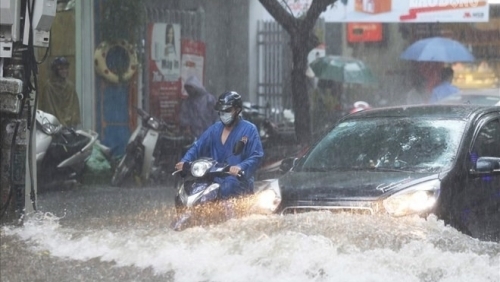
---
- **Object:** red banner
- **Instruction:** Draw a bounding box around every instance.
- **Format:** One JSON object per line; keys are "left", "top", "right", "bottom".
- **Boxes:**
{"left": 180, "top": 39, "right": 206, "bottom": 98}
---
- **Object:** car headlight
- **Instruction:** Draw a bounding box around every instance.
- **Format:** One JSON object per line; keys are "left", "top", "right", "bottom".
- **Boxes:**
{"left": 191, "top": 159, "right": 213, "bottom": 177}
{"left": 147, "top": 118, "right": 160, "bottom": 130}
{"left": 251, "top": 179, "right": 281, "bottom": 214}
{"left": 383, "top": 179, "right": 440, "bottom": 217}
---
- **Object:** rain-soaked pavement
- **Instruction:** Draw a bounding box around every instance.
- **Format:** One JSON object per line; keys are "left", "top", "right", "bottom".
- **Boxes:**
{"left": 1, "top": 183, "right": 500, "bottom": 282}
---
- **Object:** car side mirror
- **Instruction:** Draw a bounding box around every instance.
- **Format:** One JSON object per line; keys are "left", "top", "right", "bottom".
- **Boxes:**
{"left": 233, "top": 140, "right": 245, "bottom": 156}
{"left": 280, "top": 157, "right": 297, "bottom": 172}
{"left": 474, "top": 157, "right": 500, "bottom": 173}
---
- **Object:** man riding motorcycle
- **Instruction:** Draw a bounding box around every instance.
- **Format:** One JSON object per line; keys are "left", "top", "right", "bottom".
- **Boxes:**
{"left": 175, "top": 91, "right": 264, "bottom": 199}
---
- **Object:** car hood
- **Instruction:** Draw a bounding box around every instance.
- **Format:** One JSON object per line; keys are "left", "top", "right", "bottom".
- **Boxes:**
{"left": 279, "top": 170, "right": 438, "bottom": 201}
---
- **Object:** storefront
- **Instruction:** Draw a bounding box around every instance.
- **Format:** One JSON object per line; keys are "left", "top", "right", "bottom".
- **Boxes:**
{"left": 401, "top": 5, "right": 500, "bottom": 90}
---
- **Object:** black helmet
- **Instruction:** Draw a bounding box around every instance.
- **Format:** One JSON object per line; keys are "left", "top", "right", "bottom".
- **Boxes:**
{"left": 51, "top": 57, "right": 70, "bottom": 72}
{"left": 215, "top": 91, "right": 242, "bottom": 111}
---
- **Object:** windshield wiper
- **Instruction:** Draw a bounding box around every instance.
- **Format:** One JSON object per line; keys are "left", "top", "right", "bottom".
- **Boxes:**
{"left": 300, "top": 167, "right": 329, "bottom": 172}
{"left": 365, "top": 167, "right": 415, "bottom": 172}
{"left": 300, "top": 167, "right": 416, "bottom": 173}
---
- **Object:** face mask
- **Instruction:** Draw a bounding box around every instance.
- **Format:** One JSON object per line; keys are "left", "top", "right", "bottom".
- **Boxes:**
{"left": 219, "top": 112, "right": 234, "bottom": 125}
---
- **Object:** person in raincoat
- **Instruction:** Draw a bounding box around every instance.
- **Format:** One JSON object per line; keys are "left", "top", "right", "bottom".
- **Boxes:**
{"left": 175, "top": 91, "right": 264, "bottom": 199}
{"left": 179, "top": 75, "right": 218, "bottom": 138}
{"left": 310, "top": 79, "right": 343, "bottom": 134}
{"left": 38, "top": 57, "right": 81, "bottom": 128}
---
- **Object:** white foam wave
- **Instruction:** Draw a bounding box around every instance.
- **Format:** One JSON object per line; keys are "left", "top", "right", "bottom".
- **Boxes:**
{"left": 2, "top": 211, "right": 499, "bottom": 282}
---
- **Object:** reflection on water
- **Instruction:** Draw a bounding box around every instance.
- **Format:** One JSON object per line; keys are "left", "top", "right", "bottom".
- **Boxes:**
{"left": 2, "top": 210, "right": 499, "bottom": 282}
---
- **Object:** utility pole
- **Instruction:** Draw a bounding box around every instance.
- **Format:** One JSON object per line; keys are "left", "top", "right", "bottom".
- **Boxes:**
{"left": 0, "top": 0, "right": 56, "bottom": 224}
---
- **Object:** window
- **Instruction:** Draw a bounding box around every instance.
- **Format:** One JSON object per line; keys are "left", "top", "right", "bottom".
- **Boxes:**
{"left": 472, "top": 118, "right": 500, "bottom": 159}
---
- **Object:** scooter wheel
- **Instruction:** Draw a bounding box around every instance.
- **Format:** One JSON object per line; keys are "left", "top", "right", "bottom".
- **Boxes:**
{"left": 111, "top": 154, "right": 136, "bottom": 187}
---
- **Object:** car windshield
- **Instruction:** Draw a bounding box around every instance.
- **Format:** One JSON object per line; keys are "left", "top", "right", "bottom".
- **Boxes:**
{"left": 300, "top": 117, "right": 467, "bottom": 173}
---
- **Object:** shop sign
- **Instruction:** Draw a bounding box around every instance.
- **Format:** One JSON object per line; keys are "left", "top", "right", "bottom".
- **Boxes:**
{"left": 322, "top": 0, "right": 489, "bottom": 22}
{"left": 347, "top": 23, "right": 383, "bottom": 42}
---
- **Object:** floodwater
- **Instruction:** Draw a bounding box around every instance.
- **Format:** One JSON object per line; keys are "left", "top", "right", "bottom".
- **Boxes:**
{"left": 1, "top": 185, "right": 499, "bottom": 282}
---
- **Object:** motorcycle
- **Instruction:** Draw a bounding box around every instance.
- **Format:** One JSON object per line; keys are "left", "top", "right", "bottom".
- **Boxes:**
{"left": 111, "top": 107, "right": 193, "bottom": 187}
{"left": 171, "top": 140, "right": 281, "bottom": 231}
{"left": 35, "top": 110, "right": 98, "bottom": 191}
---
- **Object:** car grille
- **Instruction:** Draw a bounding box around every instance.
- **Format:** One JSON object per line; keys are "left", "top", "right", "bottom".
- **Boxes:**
{"left": 280, "top": 201, "right": 381, "bottom": 215}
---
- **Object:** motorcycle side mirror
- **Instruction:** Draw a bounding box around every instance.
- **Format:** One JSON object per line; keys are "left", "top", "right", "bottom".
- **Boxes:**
{"left": 233, "top": 140, "right": 245, "bottom": 156}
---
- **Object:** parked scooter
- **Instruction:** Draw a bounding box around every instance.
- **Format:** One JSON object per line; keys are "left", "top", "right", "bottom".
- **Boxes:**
{"left": 111, "top": 107, "right": 193, "bottom": 187}
{"left": 171, "top": 140, "right": 281, "bottom": 231}
{"left": 35, "top": 110, "right": 98, "bottom": 191}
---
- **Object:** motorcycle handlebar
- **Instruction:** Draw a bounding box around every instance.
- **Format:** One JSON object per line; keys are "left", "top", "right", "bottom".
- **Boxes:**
{"left": 171, "top": 162, "right": 244, "bottom": 179}
{"left": 162, "top": 135, "right": 192, "bottom": 142}
{"left": 236, "top": 170, "right": 244, "bottom": 179}
{"left": 136, "top": 107, "right": 150, "bottom": 119}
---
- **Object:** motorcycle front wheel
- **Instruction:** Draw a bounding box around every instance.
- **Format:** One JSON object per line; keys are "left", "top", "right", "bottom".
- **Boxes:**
{"left": 111, "top": 154, "right": 136, "bottom": 187}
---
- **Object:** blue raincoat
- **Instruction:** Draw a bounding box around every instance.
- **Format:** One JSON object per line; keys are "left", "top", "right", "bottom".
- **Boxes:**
{"left": 180, "top": 118, "right": 264, "bottom": 199}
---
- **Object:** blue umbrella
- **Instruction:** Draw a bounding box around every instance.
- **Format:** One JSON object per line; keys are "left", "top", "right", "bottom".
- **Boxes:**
{"left": 400, "top": 37, "right": 475, "bottom": 63}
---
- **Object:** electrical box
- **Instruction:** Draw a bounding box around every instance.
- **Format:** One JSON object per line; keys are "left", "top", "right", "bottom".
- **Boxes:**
{"left": 0, "top": 0, "right": 21, "bottom": 57}
{"left": 23, "top": 0, "right": 57, "bottom": 48}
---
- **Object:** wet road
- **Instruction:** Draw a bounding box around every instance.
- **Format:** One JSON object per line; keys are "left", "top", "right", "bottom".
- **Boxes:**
{"left": 1, "top": 185, "right": 178, "bottom": 282}
{"left": 1, "top": 184, "right": 500, "bottom": 282}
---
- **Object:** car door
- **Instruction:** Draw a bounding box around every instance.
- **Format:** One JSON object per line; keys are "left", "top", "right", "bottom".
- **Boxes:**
{"left": 463, "top": 114, "right": 500, "bottom": 240}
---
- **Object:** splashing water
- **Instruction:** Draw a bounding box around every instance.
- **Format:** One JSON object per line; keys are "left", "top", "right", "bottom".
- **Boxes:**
{"left": 2, "top": 210, "right": 499, "bottom": 282}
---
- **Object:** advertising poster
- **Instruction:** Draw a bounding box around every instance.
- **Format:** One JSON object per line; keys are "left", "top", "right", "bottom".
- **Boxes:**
{"left": 284, "top": 0, "right": 490, "bottom": 22}
{"left": 180, "top": 39, "right": 206, "bottom": 98}
{"left": 148, "top": 23, "right": 182, "bottom": 124}
{"left": 150, "top": 23, "right": 181, "bottom": 81}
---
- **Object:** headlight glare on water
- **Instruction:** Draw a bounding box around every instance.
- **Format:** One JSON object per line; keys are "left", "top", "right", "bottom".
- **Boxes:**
{"left": 252, "top": 180, "right": 281, "bottom": 214}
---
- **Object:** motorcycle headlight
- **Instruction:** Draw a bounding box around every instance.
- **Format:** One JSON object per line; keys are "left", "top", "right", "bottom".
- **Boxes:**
{"left": 191, "top": 160, "right": 213, "bottom": 177}
{"left": 252, "top": 179, "right": 281, "bottom": 214}
{"left": 147, "top": 118, "right": 160, "bottom": 130}
{"left": 383, "top": 179, "right": 440, "bottom": 217}
{"left": 41, "top": 122, "right": 61, "bottom": 135}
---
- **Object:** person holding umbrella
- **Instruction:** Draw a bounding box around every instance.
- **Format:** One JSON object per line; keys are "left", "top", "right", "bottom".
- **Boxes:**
{"left": 309, "top": 55, "right": 378, "bottom": 135}
{"left": 310, "top": 79, "right": 344, "bottom": 134}
{"left": 429, "top": 67, "right": 459, "bottom": 103}
{"left": 399, "top": 37, "right": 474, "bottom": 100}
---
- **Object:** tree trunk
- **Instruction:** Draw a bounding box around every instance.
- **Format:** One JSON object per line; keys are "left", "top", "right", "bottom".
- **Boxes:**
{"left": 257, "top": 0, "right": 337, "bottom": 144}
{"left": 290, "top": 35, "right": 312, "bottom": 144}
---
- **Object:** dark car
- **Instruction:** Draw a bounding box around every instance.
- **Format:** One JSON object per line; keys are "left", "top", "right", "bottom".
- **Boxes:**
{"left": 438, "top": 88, "right": 500, "bottom": 106}
{"left": 258, "top": 105, "right": 500, "bottom": 241}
